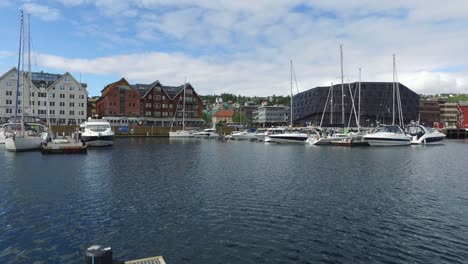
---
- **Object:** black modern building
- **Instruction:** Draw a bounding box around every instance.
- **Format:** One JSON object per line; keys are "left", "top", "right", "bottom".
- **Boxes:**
{"left": 292, "top": 82, "right": 419, "bottom": 127}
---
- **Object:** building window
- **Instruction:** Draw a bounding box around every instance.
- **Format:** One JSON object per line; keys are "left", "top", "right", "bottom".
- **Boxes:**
{"left": 70, "top": 94, "right": 75, "bottom": 99}
{"left": 162, "top": 96, "right": 166, "bottom": 100}
{"left": 6, "top": 90, "right": 12, "bottom": 96}
{"left": 70, "top": 102, "right": 75, "bottom": 107}
{"left": 60, "top": 102, "right": 65, "bottom": 107}
{"left": 65, "top": 77, "right": 70, "bottom": 82}
{"left": 5, "top": 99, "right": 12, "bottom": 105}
{"left": 60, "top": 94, "right": 65, "bottom": 98}
{"left": 70, "top": 86, "right": 75, "bottom": 91}
{"left": 5, "top": 81, "right": 12, "bottom": 87}
{"left": 50, "top": 102, "right": 55, "bottom": 107}
{"left": 50, "top": 93, "right": 55, "bottom": 98}
{"left": 162, "top": 112, "right": 168, "bottom": 117}
{"left": 69, "top": 110, "right": 74, "bottom": 115}
{"left": 60, "top": 85, "right": 65, "bottom": 90}
{"left": 162, "top": 104, "right": 167, "bottom": 108}
{"left": 60, "top": 110, "right": 65, "bottom": 115}
{"left": 50, "top": 110, "right": 55, "bottom": 115}
{"left": 6, "top": 108, "right": 12, "bottom": 114}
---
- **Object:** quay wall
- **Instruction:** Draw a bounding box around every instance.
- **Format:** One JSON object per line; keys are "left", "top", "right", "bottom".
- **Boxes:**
{"left": 445, "top": 128, "right": 468, "bottom": 139}
{"left": 50, "top": 125, "right": 235, "bottom": 137}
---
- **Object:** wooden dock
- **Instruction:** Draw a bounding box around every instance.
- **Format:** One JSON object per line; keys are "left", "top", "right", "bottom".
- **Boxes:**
{"left": 41, "top": 138, "right": 87, "bottom": 154}
{"left": 125, "top": 256, "right": 166, "bottom": 264}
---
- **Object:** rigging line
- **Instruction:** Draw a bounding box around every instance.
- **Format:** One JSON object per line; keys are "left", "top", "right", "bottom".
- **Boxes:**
{"left": 319, "top": 84, "right": 332, "bottom": 128}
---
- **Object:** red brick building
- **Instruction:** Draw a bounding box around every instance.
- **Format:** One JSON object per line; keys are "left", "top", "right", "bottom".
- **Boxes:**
{"left": 96, "top": 78, "right": 204, "bottom": 126}
{"left": 96, "top": 78, "right": 140, "bottom": 117}
{"left": 457, "top": 102, "right": 468, "bottom": 128}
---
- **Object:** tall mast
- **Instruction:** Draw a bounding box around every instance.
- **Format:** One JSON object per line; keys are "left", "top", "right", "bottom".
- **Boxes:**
{"left": 14, "top": 10, "right": 24, "bottom": 127}
{"left": 358, "top": 68, "right": 361, "bottom": 128}
{"left": 330, "top": 82, "right": 333, "bottom": 124}
{"left": 21, "top": 10, "right": 25, "bottom": 131}
{"left": 290, "top": 60, "right": 293, "bottom": 128}
{"left": 28, "top": 14, "right": 31, "bottom": 115}
{"left": 182, "top": 77, "right": 186, "bottom": 131}
{"left": 340, "top": 45, "right": 345, "bottom": 126}
{"left": 392, "top": 54, "right": 396, "bottom": 125}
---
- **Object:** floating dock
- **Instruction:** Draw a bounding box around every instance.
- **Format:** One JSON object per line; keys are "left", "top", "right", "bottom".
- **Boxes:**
{"left": 445, "top": 128, "right": 468, "bottom": 139}
{"left": 41, "top": 138, "right": 87, "bottom": 154}
{"left": 125, "top": 256, "right": 166, "bottom": 264}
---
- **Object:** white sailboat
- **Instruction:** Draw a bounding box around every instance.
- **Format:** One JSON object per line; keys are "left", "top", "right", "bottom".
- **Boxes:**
{"left": 265, "top": 60, "right": 308, "bottom": 144}
{"left": 308, "top": 45, "right": 351, "bottom": 145}
{"left": 363, "top": 54, "right": 410, "bottom": 146}
{"left": 169, "top": 80, "right": 194, "bottom": 138}
{"left": 5, "top": 11, "right": 49, "bottom": 152}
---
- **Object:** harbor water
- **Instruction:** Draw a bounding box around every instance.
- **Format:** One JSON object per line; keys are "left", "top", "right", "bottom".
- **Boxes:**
{"left": 1, "top": 139, "right": 468, "bottom": 263}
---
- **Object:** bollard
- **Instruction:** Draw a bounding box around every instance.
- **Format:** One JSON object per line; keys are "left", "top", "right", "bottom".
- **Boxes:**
{"left": 84, "top": 245, "right": 113, "bottom": 264}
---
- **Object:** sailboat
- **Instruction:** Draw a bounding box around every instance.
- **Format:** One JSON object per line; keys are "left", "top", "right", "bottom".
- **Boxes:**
{"left": 169, "top": 80, "right": 194, "bottom": 138}
{"left": 307, "top": 45, "right": 351, "bottom": 145}
{"left": 5, "top": 11, "right": 49, "bottom": 152}
{"left": 265, "top": 60, "right": 309, "bottom": 144}
{"left": 363, "top": 54, "right": 411, "bottom": 146}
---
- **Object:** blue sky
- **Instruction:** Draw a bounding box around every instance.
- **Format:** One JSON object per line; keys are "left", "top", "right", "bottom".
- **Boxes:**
{"left": 1, "top": 0, "right": 468, "bottom": 97}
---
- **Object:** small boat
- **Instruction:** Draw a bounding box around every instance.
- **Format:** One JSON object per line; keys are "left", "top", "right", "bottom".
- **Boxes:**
{"left": 405, "top": 124, "right": 446, "bottom": 144}
{"left": 255, "top": 127, "right": 286, "bottom": 141}
{"left": 363, "top": 125, "right": 411, "bottom": 146}
{"left": 307, "top": 132, "right": 349, "bottom": 145}
{"left": 228, "top": 130, "right": 257, "bottom": 141}
{"left": 193, "top": 128, "right": 219, "bottom": 139}
{"left": 265, "top": 131, "right": 309, "bottom": 144}
{"left": 330, "top": 133, "right": 369, "bottom": 147}
{"left": 80, "top": 118, "right": 115, "bottom": 147}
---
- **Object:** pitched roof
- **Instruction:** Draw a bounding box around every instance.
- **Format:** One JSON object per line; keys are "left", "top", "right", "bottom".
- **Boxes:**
{"left": 133, "top": 80, "right": 160, "bottom": 97}
{"left": 213, "top": 110, "right": 234, "bottom": 117}
{"left": 163, "top": 85, "right": 185, "bottom": 99}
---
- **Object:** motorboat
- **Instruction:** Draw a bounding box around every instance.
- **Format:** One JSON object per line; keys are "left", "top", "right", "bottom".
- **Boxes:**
{"left": 193, "top": 128, "right": 219, "bottom": 139}
{"left": 228, "top": 130, "right": 257, "bottom": 141}
{"left": 307, "top": 132, "right": 349, "bottom": 145}
{"left": 363, "top": 125, "right": 411, "bottom": 146}
{"left": 255, "top": 127, "right": 286, "bottom": 141}
{"left": 405, "top": 124, "right": 445, "bottom": 144}
{"left": 80, "top": 118, "right": 115, "bottom": 146}
{"left": 265, "top": 131, "right": 309, "bottom": 144}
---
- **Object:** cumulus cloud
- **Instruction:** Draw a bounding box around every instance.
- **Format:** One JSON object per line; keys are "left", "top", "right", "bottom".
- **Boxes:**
{"left": 21, "top": 2, "right": 61, "bottom": 21}
{"left": 32, "top": 1, "right": 468, "bottom": 95}
{"left": 0, "top": 50, "right": 14, "bottom": 58}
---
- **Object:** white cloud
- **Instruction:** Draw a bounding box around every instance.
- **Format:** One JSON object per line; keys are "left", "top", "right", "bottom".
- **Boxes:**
{"left": 21, "top": 3, "right": 61, "bottom": 21}
{"left": 0, "top": 50, "right": 14, "bottom": 58}
{"left": 31, "top": 1, "right": 468, "bottom": 95}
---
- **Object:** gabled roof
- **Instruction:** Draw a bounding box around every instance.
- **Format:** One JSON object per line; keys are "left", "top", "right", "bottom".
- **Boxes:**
{"left": 163, "top": 85, "right": 185, "bottom": 99}
{"left": 133, "top": 80, "right": 161, "bottom": 98}
{"left": 213, "top": 110, "right": 234, "bottom": 117}
{"left": 0, "top": 67, "right": 18, "bottom": 81}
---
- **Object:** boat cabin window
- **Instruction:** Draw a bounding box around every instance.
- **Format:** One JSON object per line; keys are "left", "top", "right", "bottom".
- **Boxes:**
{"left": 406, "top": 126, "right": 424, "bottom": 135}
{"left": 87, "top": 124, "right": 110, "bottom": 131}
{"left": 381, "top": 125, "right": 403, "bottom": 134}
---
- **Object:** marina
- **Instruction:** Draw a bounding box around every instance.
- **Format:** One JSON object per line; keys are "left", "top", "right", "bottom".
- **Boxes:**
{"left": 1, "top": 138, "right": 468, "bottom": 263}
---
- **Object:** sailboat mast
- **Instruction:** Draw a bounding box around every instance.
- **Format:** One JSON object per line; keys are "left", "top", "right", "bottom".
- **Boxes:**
{"left": 330, "top": 82, "right": 333, "bottom": 124}
{"left": 392, "top": 54, "right": 396, "bottom": 125}
{"left": 21, "top": 10, "right": 26, "bottom": 132}
{"left": 28, "top": 14, "right": 31, "bottom": 119}
{"left": 290, "top": 60, "right": 293, "bottom": 128}
{"left": 358, "top": 68, "right": 361, "bottom": 127}
{"left": 14, "top": 10, "right": 24, "bottom": 127}
{"left": 182, "top": 78, "right": 186, "bottom": 131}
{"left": 340, "top": 45, "right": 345, "bottom": 126}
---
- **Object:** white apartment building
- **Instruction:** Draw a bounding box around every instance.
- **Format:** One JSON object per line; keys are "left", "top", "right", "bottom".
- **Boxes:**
{"left": 253, "top": 105, "right": 289, "bottom": 125}
{"left": 0, "top": 67, "right": 87, "bottom": 125}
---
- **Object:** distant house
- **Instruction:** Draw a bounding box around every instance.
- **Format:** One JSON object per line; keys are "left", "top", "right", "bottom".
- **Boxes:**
{"left": 212, "top": 110, "right": 234, "bottom": 124}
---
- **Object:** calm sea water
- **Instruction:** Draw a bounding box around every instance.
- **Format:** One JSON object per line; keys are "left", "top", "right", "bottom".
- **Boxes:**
{"left": 1, "top": 138, "right": 468, "bottom": 263}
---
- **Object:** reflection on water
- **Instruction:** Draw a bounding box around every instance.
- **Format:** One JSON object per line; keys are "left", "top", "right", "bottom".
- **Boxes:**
{"left": 1, "top": 140, "right": 468, "bottom": 263}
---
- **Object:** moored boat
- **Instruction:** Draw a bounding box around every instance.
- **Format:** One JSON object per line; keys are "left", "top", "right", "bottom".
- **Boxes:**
{"left": 405, "top": 124, "right": 446, "bottom": 144}
{"left": 363, "top": 125, "right": 411, "bottom": 146}
{"left": 80, "top": 119, "right": 115, "bottom": 147}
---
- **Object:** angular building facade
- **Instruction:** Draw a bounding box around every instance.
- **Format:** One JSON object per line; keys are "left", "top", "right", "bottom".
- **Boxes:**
{"left": 292, "top": 82, "right": 419, "bottom": 127}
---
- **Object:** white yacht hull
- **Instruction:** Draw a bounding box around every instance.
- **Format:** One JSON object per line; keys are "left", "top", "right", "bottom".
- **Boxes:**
{"left": 364, "top": 134, "right": 411, "bottom": 146}
{"left": 4, "top": 136, "right": 43, "bottom": 152}
{"left": 169, "top": 130, "right": 194, "bottom": 138}
{"left": 265, "top": 133, "right": 308, "bottom": 144}
{"left": 410, "top": 135, "right": 445, "bottom": 145}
